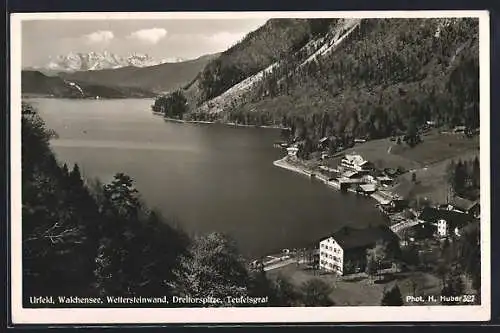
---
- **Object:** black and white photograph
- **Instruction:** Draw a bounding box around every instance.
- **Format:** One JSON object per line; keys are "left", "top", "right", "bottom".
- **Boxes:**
{"left": 10, "top": 11, "right": 490, "bottom": 324}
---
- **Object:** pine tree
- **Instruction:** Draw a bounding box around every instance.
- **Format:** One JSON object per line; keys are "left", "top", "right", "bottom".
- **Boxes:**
{"left": 441, "top": 265, "right": 465, "bottom": 305}
{"left": 381, "top": 283, "right": 404, "bottom": 306}
{"left": 472, "top": 156, "right": 480, "bottom": 189}
{"left": 454, "top": 160, "right": 467, "bottom": 195}
{"left": 174, "top": 232, "right": 251, "bottom": 306}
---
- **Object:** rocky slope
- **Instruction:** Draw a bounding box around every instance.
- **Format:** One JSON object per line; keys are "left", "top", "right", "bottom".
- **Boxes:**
{"left": 190, "top": 19, "right": 361, "bottom": 118}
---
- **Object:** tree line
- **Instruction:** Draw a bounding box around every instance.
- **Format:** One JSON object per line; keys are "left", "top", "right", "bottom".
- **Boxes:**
{"left": 446, "top": 156, "right": 480, "bottom": 201}
{"left": 151, "top": 90, "right": 188, "bottom": 119}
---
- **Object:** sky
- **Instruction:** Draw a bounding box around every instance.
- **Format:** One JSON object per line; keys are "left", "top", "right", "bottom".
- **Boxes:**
{"left": 21, "top": 18, "right": 269, "bottom": 67}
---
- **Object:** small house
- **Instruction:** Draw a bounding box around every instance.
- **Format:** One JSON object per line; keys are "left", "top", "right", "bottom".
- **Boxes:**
{"left": 449, "top": 196, "right": 480, "bottom": 218}
{"left": 343, "top": 170, "right": 361, "bottom": 179}
{"left": 318, "top": 136, "right": 330, "bottom": 149}
{"left": 287, "top": 146, "right": 299, "bottom": 157}
{"left": 453, "top": 126, "right": 467, "bottom": 133}
{"left": 318, "top": 136, "right": 338, "bottom": 150}
{"left": 358, "top": 183, "right": 377, "bottom": 195}
{"left": 401, "top": 222, "right": 436, "bottom": 242}
{"left": 418, "top": 207, "right": 473, "bottom": 238}
{"left": 376, "top": 175, "right": 394, "bottom": 186}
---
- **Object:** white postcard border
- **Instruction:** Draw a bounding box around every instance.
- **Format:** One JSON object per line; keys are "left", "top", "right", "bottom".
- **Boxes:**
{"left": 10, "top": 10, "right": 491, "bottom": 324}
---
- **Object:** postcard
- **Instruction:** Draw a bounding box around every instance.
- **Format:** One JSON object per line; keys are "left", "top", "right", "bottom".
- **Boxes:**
{"left": 10, "top": 10, "right": 490, "bottom": 324}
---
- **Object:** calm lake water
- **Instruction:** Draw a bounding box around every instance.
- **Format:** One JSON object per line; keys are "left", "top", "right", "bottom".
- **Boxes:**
{"left": 28, "top": 98, "right": 388, "bottom": 258}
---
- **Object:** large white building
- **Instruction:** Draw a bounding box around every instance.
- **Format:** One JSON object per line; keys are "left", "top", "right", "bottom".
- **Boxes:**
{"left": 340, "top": 153, "right": 371, "bottom": 172}
{"left": 437, "top": 219, "right": 447, "bottom": 237}
{"left": 319, "top": 225, "right": 398, "bottom": 276}
{"left": 319, "top": 237, "right": 344, "bottom": 274}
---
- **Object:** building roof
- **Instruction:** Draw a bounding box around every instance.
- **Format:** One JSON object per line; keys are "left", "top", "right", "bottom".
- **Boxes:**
{"left": 359, "top": 184, "right": 377, "bottom": 192}
{"left": 418, "top": 207, "right": 473, "bottom": 228}
{"left": 319, "top": 137, "right": 329, "bottom": 143}
{"left": 339, "top": 178, "right": 365, "bottom": 184}
{"left": 371, "top": 192, "right": 393, "bottom": 205}
{"left": 450, "top": 196, "right": 479, "bottom": 212}
{"left": 343, "top": 170, "right": 360, "bottom": 178}
{"left": 343, "top": 153, "right": 366, "bottom": 164}
{"left": 402, "top": 222, "right": 436, "bottom": 240}
{"left": 391, "top": 180, "right": 413, "bottom": 199}
{"left": 384, "top": 168, "right": 399, "bottom": 177}
{"left": 324, "top": 225, "right": 397, "bottom": 250}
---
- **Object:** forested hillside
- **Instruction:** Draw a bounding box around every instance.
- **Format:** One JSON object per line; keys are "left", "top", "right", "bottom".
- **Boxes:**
{"left": 172, "top": 18, "right": 479, "bottom": 155}
{"left": 22, "top": 70, "right": 155, "bottom": 98}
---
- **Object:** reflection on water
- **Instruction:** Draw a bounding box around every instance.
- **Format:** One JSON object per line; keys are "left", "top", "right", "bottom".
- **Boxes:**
{"left": 51, "top": 139, "right": 202, "bottom": 153}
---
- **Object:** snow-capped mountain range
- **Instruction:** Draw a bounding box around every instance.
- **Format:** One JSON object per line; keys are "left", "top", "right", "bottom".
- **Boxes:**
{"left": 29, "top": 51, "right": 186, "bottom": 72}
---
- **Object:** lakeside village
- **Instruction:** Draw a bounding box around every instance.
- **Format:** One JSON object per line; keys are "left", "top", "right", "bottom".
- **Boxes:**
{"left": 251, "top": 129, "right": 480, "bottom": 302}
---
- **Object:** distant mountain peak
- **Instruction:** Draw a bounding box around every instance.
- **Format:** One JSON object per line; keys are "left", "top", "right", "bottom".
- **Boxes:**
{"left": 33, "top": 51, "right": 187, "bottom": 72}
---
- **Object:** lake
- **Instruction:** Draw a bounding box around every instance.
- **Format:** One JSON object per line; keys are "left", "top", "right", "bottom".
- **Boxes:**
{"left": 27, "top": 98, "right": 388, "bottom": 258}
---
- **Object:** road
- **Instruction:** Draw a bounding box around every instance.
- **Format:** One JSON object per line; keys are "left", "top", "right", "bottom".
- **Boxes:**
{"left": 390, "top": 219, "right": 421, "bottom": 233}
{"left": 263, "top": 258, "right": 299, "bottom": 271}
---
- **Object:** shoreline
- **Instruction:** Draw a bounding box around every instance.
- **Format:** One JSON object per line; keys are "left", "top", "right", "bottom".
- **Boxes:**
{"left": 272, "top": 156, "right": 400, "bottom": 207}
{"left": 156, "top": 114, "right": 287, "bottom": 130}
{"left": 273, "top": 156, "right": 347, "bottom": 192}
{"left": 272, "top": 156, "right": 420, "bottom": 238}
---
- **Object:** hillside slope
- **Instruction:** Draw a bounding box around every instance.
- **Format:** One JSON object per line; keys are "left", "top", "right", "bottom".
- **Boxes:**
{"left": 59, "top": 53, "right": 218, "bottom": 94}
{"left": 183, "top": 18, "right": 479, "bottom": 149}
{"left": 184, "top": 19, "right": 336, "bottom": 104}
{"left": 190, "top": 19, "right": 361, "bottom": 118}
{"left": 22, "top": 70, "right": 155, "bottom": 98}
